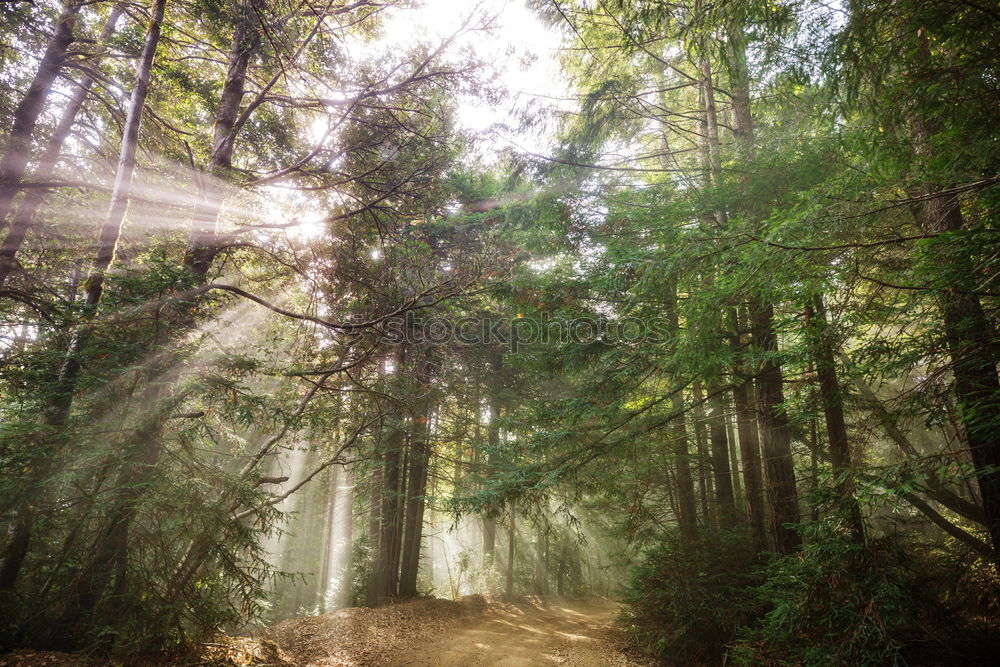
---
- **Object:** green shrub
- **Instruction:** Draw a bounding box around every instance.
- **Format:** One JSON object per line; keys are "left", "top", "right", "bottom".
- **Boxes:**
{"left": 619, "top": 529, "right": 762, "bottom": 665}
{"left": 733, "top": 517, "right": 911, "bottom": 666}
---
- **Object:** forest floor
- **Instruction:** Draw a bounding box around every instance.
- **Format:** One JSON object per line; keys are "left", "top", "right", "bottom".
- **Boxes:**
{"left": 265, "top": 595, "right": 649, "bottom": 666}
{"left": 0, "top": 596, "right": 651, "bottom": 666}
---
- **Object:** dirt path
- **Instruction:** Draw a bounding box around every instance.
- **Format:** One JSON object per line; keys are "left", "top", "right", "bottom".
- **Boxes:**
{"left": 0, "top": 598, "right": 647, "bottom": 667}
{"left": 261, "top": 596, "right": 648, "bottom": 666}
{"left": 392, "top": 598, "right": 639, "bottom": 666}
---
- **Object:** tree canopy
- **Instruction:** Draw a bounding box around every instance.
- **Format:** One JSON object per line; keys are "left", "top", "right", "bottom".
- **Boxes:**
{"left": 0, "top": 0, "right": 998, "bottom": 663}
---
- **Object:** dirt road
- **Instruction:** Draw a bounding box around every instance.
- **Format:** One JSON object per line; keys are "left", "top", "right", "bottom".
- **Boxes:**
{"left": 264, "top": 596, "right": 647, "bottom": 666}
{"left": 392, "top": 598, "right": 641, "bottom": 666}
{"left": 0, "top": 597, "right": 648, "bottom": 667}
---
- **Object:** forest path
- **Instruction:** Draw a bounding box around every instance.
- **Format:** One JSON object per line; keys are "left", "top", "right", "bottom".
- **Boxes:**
{"left": 390, "top": 598, "right": 638, "bottom": 666}
{"left": 264, "top": 596, "right": 647, "bottom": 666}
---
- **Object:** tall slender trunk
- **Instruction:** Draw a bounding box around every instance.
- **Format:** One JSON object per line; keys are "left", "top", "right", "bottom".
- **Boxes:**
{"left": 183, "top": 3, "right": 260, "bottom": 282}
{"left": 67, "top": 6, "right": 269, "bottom": 617}
{"left": 505, "top": 506, "right": 515, "bottom": 599}
{"left": 390, "top": 445, "right": 407, "bottom": 590}
{"left": 670, "top": 395, "right": 698, "bottom": 539}
{"left": 707, "top": 386, "right": 737, "bottom": 527}
{"left": 366, "top": 461, "right": 382, "bottom": 606}
{"left": 727, "top": 26, "right": 801, "bottom": 554}
{"left": 0, "top": 0, "right": 167, "bottom": 595}
{"left": 750, "top": 300, "right": 802, "bottom": 553}
{"left": 0, "top": 0, "right": 82, "bottom": 226}
{"left": 726, "top": 406, "right": 743, "bottom": 510}
{"left": 907, "top": 26, "right": 1000, "bottom": 561}
{"left": 919, "top": 193, "right": 1000, "bottom": 561}
{"left": 730, "top": 309, "right": 767, "bottom": 550}
{"left": 375, "top": 345, "right": 407, "bottom": 603}
{"left": 50, "top": 0, "right": 166, "bottom": 425}
{"left": 804, "top": 296, "right": 864, "bottom": 540}
{"left": 399, "top": 348, "right": 436, "bottom": 598}
{"left": 692, "top": 382, "right": 714, "bottom": 529}
{"left": 809, "top": 405, "right": 820, "bottom": 522}
{"left": 0, "top": 3, "right": 123, "bottom": 286}
{"left": 482, "top": 350, "right": 501, "bottom": 559}
{"left": 696, "top": 46, "right": 737, "bottom": 530}
{"left": 319, "top": 465, "right": 340, "bottom": 611}
{"left": 339, "top": 464, "right": 354, "bottom": 608}
{"left": 665, "top": 276, "right": 697, "bottom": 539}
{"left": 375, "top": 422, "right": 404, "bottom": 603}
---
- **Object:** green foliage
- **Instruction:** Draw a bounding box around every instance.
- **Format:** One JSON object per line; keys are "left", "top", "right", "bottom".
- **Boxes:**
{"left": 347, "top": 534, "right": 374, "bottom": 607}
{"left": 619, "top": 530, "right": 762, "bottom": 664}
{"left": 734, "top": 519, "right": 911, "bottom": 666}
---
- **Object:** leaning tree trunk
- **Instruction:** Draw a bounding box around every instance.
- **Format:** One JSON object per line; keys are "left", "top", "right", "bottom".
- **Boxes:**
{"left": 79, "top": 5, "right": 267, "bottom": 610}
{"left": 919, "top": 192, "right": 1000, "bottom": 563}
{"left": 0, "top": 3, "right": 123, "bottom": 286}
{"left": 50, "top": 0, "right": 166, "bottom": 425}
{"left": 0, "top": 0, "right": 166, "bottom": 595}
{"left": 0, "top": 0, "right": 82, "bottom": 227}
{"left": 183, "top": 3, "right": 260, "bottom": 282}
{"left": 58, "top": 7, "right": 275, "bottom": 620}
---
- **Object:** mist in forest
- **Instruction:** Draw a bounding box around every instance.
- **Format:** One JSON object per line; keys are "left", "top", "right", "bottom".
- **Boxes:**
{"left": 1, "top": 0, "right": 999, "bottom": 665}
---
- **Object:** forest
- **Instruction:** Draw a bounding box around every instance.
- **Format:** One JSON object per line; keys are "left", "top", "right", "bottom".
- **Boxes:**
{"left": 0, "top": 0, "right": 998, "bottom": 664}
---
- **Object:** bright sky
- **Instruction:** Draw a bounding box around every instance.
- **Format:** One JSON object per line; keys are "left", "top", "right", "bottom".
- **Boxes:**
{"left": 376, "top": 0, "right": 571, "bottom": 155}
{"left": 292, "top": 1, "right": 572, "bottom": 238}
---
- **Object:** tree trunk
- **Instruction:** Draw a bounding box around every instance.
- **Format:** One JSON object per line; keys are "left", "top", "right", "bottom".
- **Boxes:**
{"left": 730, "top": 309, "right": 767, "bottom": 550}
{"left": 0, "top": 3, "right": 122, "bottom": 286}
{"left": 727, "top": 26, "right": 801, "bottom": 554}
{"left": 375, "top": 346, "right": 407, "bottom": 604}
{"left": 0, "top": 0, "right": 166, "bottom": 595}
{"left": 319, "top": 465, "right": 340, "bottom": 611}
{"left": 726, "top": 405, "right": 743, "bottom": 510}
{"left": 907, "top": 16, "right": 1000, "bottom": 565}
{"left": 750, "top": 299, "right": 802, "bottom": 554}
{"left": 183, "top": 4, "right": 260, "bottom": 282}
{"left": 375, "top": 421, "right": 403, "bottom": 603}
{"left": 691, "top": 382, "right": 714, "bottom": 529}
{"left": 921, "top": 194, "right": 1000, "bottom": 562}
{"left": 707, "top": 385, "right": 737, "bottom": 528}
{"left": 505, "top": 506, "right": 515, "bottom": 599}
{"left": 804, "top": 296, "right": 864, "bottom": 540}
{"left": 366, "top": 461, "right": 382, "bottom": 606}
{"left": 399, "top": 348, "right": 436, "bottom": 598}
{"left": 0, "top": 0, "right": 82, "bottom": 226}
{"left": 482, "top": 351, "right": 501, "bottom": 559}
{"left": 339, "top": 464, "right": 355, "bottom": 608}
{"left": 664, "top": 276, "right": 698, "bottom": 539}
